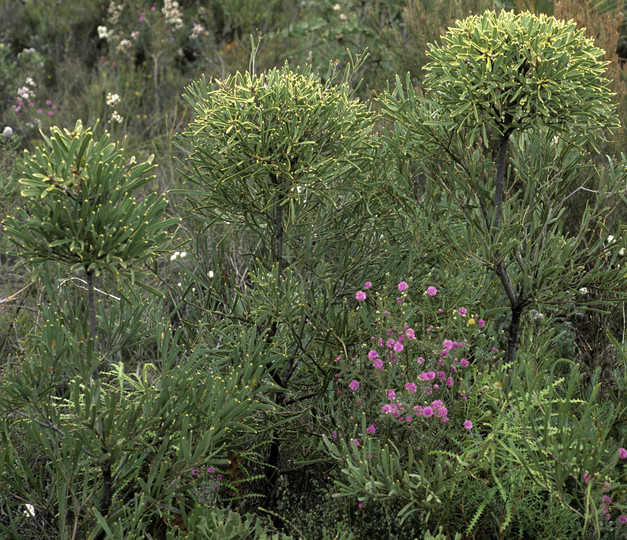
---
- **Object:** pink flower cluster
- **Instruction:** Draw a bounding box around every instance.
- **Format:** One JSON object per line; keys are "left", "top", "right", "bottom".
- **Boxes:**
{"left": 381, "top": 398, "right": 450, "bottom": 424}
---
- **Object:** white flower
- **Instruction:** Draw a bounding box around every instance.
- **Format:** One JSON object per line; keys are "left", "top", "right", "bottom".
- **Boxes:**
{"left": 191, "top": 22, "right": 205, "bottom": 40}
{"left": 620, "top": 248, "right": 625, "bottom": 257}
{"left": 607, "top": 235, "right": 615, "bottom": 243}
{"left": 208, "top": 270, "right": 214, "bottom": 279}
{"left": 97, "top": 26, "right": 111, "bottom": 40}
{"left": 2, "top": 126, "right": 13, "bottom": 138}
{"left": 25, "top": 76, "right": 35, "bottom": 87}
{"left": 116, "top": 39, "right": 132, "bottom": 54}
{"left": 23, "top": 504, "right": 35, "bottom": 517}
{"left": 111, "top": 110, "right": 123, "bottom": 124}
{"left": 170, "top": 252, "right": 178, "bottom": 261}
{"left": 339, "top": 13, "right": 347, "bottom": 20}
{"left": 333, "top": 3, "right": 341, "bottom": 11}
{"left": 106, "top": 93, "right": 120, "bottom": 107}
{"left": 579, "top": 287, "right": 588, "bottom": 295}
{"left": 179, "top": 251, "right": 187, "bottom": 258}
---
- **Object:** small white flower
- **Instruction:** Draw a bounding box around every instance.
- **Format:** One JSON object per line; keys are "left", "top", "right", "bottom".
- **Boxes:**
{"left": 111, "top": 110, "right": 123, "bottom": 124}
{"left": 116, "top": 39, "right": 132, "bottom": 54}
{"left": 2, "top": 126, "right": 13, "bottom": 138}
{"left": 339, "top": 13, "right": 347, "bottom": 20}
{"left": 579, "top": 287, "right": 588, "bottom": 295}
{"left": 179, "top": 251, "right": 187, "bottom": 258}
{"left": 106, "top": 92, "right": 120, "bottom": 107}
{"left": 607, "top": 235, "right": 615, "bottom": 243}
{"left": 620, "top": 248, "right": 625, "bottom": 257}
{"left": 177, "top": 282, "right": 182, "bottom": 287}
{"left": 208, "top": 270, "right": 214, "bottom": 279}
{"left": 23, "top": 504, "right": 35, "bottom": 517}
{"left": 170, "top": 252, "right": 178, "bottom": 261}
{"left": 97, "top": 26, "right": 111, "bottom": 40}
{"left": 333, "top": 3, "right": 341, "bottom": 11}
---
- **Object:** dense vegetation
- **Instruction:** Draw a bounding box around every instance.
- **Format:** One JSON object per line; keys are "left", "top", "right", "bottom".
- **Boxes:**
{"left": 1, "top": 1, "right": 626, "bottom": 538}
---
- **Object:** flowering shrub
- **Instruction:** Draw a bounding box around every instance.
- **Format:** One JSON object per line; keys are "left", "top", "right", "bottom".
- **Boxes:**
{"left": 332, "top": 280, "right": 493, "bottom": 444}
{"left": 323, "top": 280, "right": 627, "bottom": 536}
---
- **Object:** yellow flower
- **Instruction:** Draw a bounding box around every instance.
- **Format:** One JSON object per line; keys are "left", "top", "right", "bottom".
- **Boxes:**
{"left": 467, "top": 318, "right": 476, "bottom": 327}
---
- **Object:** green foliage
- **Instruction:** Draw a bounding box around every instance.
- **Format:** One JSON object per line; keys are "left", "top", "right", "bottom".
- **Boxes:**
{"left": 178, "top": 60, "right": 376, "bottom": 257}
{"left": 1, "top": 3, "right": 626, "bottom": 538}
{"left": 422, "top": 10, "right": 619, "bottom": 141}
{"left": 192, "top": 506, "right": 292, "bottom": 538}
{"left": 3, "top": 120, "right": 177, "bottom": 280}
{"left": 0, "top": 322, "right": 274, "bottom": 538}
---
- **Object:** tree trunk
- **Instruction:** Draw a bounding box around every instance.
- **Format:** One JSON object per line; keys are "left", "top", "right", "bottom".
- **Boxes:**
{"left": 85, "top": 268, "right": 99, "bottom": 379}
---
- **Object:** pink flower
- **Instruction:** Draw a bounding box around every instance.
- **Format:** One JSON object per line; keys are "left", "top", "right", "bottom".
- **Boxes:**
{"left": 446, "top": 377, "right": 454, "bottom": 387}
{"left": 619, "top": 448, "right": 627, "bottom": 459}
{"left": 366, "top": 423, "right": 377, "bottom": 434}
{"left": 427, "top": 286, "right": 437, "bottom": 296}
{"left": 423, "top": 406, "right": 434, "bottom": 418}
{"left": 349, "top": 380, "right": 360, "bottom": 391}
{"left": 353, "top": 439, "right": 359, "bottom": 447}
{"left": 387, "top": 389, "right": 396, "bottom": 400}
{"left": 478, "top": 319, "right": 486, "bottom": 327}
{"left": 437, "top": 406, "right": 448, "bottom": 418}
{"left": 393, "top": 342, "right": 404, "bottom": 352}
{"left": 618, "top": 515, "right": 627, "bottom": 524}
{"left": 463, "top": 420, "right": 473, "bottom": 430}
{"left": 417, "top": 356, "right": 424, "bottom": 364}
{"left": 426, "top": 371, "right": 435, "bottom": 380}
{"left": 460, "top": 358, "right": 469, "bottom": 368}
{"left": 396, "top": 297, "right": 403, "bottom": 303}
{"left": 405, "top": 382, "right": 417, "bottom": 393}
{"left": 355, "top": 291, "right": 366, "bottom": 301}
{"left": 381, "top": 404, "right": 392, "bottom": 414}
{"left": 437, "top": 371, "right": 445, "bottom": 380}
{"left": 398, "top": 281, "right": 408, "bottom": 292}
{"left": 458, "top": 307, "right": 467, "bottom": 315}
{"left": 405, "top": 328, "right": 415, "bottom": 340}
{"left": 372, "top": 358, "right": 384, "bottom": 370}
{"left": 191, "top": 468, "right": 199, "bottom": 476}
{"left": 583, "top": 472, "right": 590, "bottom": 483}
{"left": 207, "top": 466, "right": 215, "bottom": 474}
{"left": 45, "top": 99, "right": 52, "bottom": 105}
{"left": 368, "top": 350, "right": 379, "bottom": 361}
{"left": 363, "top": 281, "right": 372, "bottom": 289}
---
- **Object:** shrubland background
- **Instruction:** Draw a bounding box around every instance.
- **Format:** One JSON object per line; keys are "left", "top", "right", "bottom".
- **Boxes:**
{"left": 0, "top": 0, "right": 626, "bottom": 538}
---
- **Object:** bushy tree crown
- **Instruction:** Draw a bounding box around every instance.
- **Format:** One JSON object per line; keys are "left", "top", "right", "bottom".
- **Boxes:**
{"left": 423, "top": 10, "right": 618, "bottom": 139}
